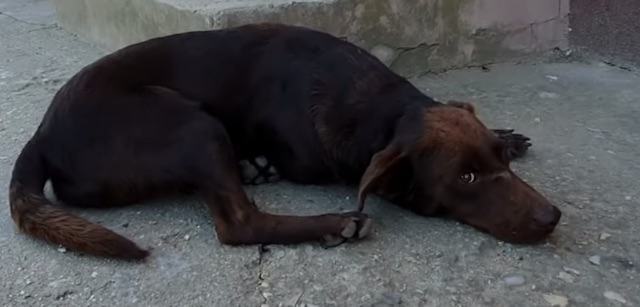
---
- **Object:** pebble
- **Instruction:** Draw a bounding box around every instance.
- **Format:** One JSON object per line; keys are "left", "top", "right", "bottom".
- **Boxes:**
{"left": 543, "top": 294, "right": 568, "bottom": 307}
{"left": 539, "top": 91, "right": 559, "bottom": 99}
{"left": 380, "top": 292, "right": 402, "bottom": 305}
{"left": 599, "top": 232, "right": 611, "bottom": 241}
{"left": 534, "top": 117, "right": 541, "bottom": 123}
{"left": 90, "top": 272, "right": 98, "bottom": 278}
{"left": 57, "top": 247, "right": 67, "bottom": 253}
{"left": 589, "top": 255, "right": 601, "bottom": 266}
{"left": 184, "top": 234, "right": 190, "bottom": 241}
{"left": 563, "top": 267, "right": 581, "bottom": 275}
{"left": 546, "top": 75, "right": 559, "bottom": 81}
{"left": 557, "top": 271, "right": 575, "bottom": 283}
{"left": 624, "top": 196, "right": 632, "bottom": 201}
{"left": 603, "top": 291, "right": 627, "bottom": 304}
{"left": 503, "top": 274, "right": 526, "bottom": 286}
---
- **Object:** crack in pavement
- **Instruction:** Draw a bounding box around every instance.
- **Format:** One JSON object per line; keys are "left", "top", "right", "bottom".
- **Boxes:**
{"left": 256, "top": 244, "right": 269, "bottom": 305}
{"left": 0, "top": 11, "right": 52, "bottom": 27}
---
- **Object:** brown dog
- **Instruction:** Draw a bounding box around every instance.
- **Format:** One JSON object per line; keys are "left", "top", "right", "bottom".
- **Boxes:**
{"left": 9, "top": 24, "right": 560, "bottom": 260}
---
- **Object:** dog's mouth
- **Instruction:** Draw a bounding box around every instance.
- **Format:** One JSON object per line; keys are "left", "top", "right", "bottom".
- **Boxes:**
{"left": 455, "top": 215, "right": 560, "bottom": 244}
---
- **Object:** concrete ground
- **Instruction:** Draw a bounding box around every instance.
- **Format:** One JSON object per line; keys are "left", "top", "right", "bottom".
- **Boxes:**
{"left": 1, "top": 1, "right": 638, "bottom": 306}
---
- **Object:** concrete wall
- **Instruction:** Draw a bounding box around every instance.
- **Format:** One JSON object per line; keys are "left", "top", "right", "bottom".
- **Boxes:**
{"left": 570, "top": 0, "right": 640, "bottom": 65}
{"left": 53, "top": 0, "right": 569, "bottom": 76}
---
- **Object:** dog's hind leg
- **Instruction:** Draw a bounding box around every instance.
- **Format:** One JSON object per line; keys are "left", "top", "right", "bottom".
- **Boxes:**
{"left": 239, "top": 156, "right": 280, "bottom": 185}
{"left": 194, "top": 120, "right": 371, "bottom": 247}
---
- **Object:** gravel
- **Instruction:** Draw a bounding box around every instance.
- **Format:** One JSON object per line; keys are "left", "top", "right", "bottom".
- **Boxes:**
{"left": 1, "top": 1, "right": 639, "bottom": 306}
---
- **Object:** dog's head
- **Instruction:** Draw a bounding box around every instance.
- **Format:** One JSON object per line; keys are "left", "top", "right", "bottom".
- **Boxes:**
{"left": 358, "top": 102, "right": 560, "bottom": 243}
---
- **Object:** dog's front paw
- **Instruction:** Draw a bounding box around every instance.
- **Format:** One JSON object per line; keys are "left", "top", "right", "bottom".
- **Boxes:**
{"left": 322, "top": 212, "right": 373, "bottom": 248}
{"left": 493, "top": 129, "right": 532, "bottom": 160}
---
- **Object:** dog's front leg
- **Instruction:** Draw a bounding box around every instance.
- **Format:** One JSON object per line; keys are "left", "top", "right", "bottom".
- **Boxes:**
{"left": 198, "top": 122, "right": 372, "bottom": 247}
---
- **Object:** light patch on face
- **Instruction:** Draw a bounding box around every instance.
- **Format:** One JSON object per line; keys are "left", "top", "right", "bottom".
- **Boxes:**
{"left": 420, "top": 106, "right": 494, "bottom": 153}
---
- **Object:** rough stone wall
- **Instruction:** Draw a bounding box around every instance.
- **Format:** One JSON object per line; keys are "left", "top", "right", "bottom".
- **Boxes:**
{"left": 570, "top": 0, "right": 640, "bottom": 65}
{"left": 53, "top": 0, "right": 570, "bottom": 75}
{"left": 214, "top": 0, "right": 569, "bottom": 75}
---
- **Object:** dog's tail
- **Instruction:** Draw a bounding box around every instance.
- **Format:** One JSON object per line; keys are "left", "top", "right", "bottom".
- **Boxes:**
{"left": 9, "top": 138, "right": 148, "bottom": 260}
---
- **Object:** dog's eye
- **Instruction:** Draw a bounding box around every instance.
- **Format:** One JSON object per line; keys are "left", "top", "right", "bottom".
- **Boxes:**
{"left": 459, "top": 172, "right": 476, "bottom": 184}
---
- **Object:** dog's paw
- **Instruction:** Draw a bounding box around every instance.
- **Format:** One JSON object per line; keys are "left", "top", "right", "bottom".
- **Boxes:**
{"left": 239, "top": 156, "right": 280, "bottom": 185}
{"left": 493, "top": 129, "right": 532, "bottom": 160}
{"left": 322, "top": 212, "right": 373, "bottom": 248}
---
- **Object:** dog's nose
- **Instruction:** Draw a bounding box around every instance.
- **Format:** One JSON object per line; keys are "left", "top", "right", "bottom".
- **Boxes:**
{"left": 533, "top": 206, "right": 561, "bottom": 228}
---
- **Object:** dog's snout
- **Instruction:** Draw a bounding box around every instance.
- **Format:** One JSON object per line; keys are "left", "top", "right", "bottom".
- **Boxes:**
{"left": 533, "top": 205, "right": 561, "bottom": 228}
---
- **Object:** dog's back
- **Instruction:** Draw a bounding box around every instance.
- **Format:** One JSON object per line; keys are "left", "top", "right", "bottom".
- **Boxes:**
{"left": 10, "top": 24, "right": 402, "bottom": 258}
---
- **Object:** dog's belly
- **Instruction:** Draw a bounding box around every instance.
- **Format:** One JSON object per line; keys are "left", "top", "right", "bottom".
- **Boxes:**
{"left": 261, "top": 143, "right": 334, "bottom": 184}
{"left": 241, "top": 122, "right": 334, "bottom": 184}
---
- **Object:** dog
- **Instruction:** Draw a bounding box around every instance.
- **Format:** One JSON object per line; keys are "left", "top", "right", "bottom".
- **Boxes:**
{"left": 9, "top": 24, "right": 561, "bottom": 260}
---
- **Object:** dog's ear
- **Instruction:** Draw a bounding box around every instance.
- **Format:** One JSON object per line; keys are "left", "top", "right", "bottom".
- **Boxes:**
{"left": 357, "top": 143, "right": 407, "bottom": 211}
{"left": 446, "top": 100, "right": 475, "bottom": 114}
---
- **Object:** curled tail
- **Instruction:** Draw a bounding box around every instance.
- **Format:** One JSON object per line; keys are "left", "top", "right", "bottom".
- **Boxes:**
{"left": 9, "top": 138, "right": 148, "bottom": 260}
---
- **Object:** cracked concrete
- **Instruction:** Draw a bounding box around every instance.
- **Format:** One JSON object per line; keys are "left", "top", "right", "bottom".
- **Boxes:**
{"left": 51, "top": 0, "right": 569, "bottom": 76}
{"left": 2, "top": 1, "right": 639, "bottom": 307}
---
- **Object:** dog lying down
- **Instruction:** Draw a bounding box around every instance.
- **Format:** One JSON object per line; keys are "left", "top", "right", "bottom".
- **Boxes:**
{"left": 9, "top": 24, "right": 561, "bottom": 260}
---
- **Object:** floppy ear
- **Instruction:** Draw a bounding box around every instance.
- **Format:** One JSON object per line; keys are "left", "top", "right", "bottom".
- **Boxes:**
{"left": 357, "top": 143, "right": 407, "bottom": 211}
{"left": 446, "top": 100, "right": 475, "bottom": 114}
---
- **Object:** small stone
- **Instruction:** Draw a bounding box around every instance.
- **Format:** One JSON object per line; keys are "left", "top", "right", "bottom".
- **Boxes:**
{"left": 184, "top": 234, "right": 190, "bottom": 241}
{"left": 589, "top": 255, "right": 601, "bottom": 266}
{"left": 90, "top": 272, "right": 98, "bottom": 278}
{"left": 624, "top": 196, "right": 632, "bottom": 201}
{"left": 599, "top": 232, "right": 611, "bottom": 241}
{"left": 121, "top": 222, "right": 129, "bottom": 228}
{"left": 557, "top": 271, "right": 575, "bottom": 283}
{"left": 563, "top": 267, "right": 581, "bottom": 275}
{"left": 543, "top": 294, "right": 568, "bottom": 307}
{"left": 539, "top": 92, "right": 559, "bottom": 99}
{"left": 546, "top": 75, "right": 559, "bottom": 81}
{"left": 534, "top": 117, "right": 541, "bottom": 123}
{"left": 603, "top": 291, "right": 627, "bottom": 304}
{"left": 57, "top": 246, "right": 67, "bottom": 253}
{"left": 503, "top": 274, "right": 526, "bottom": 286}
{"left": 381, "top": 292, "right": 402, "bottom": 305}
